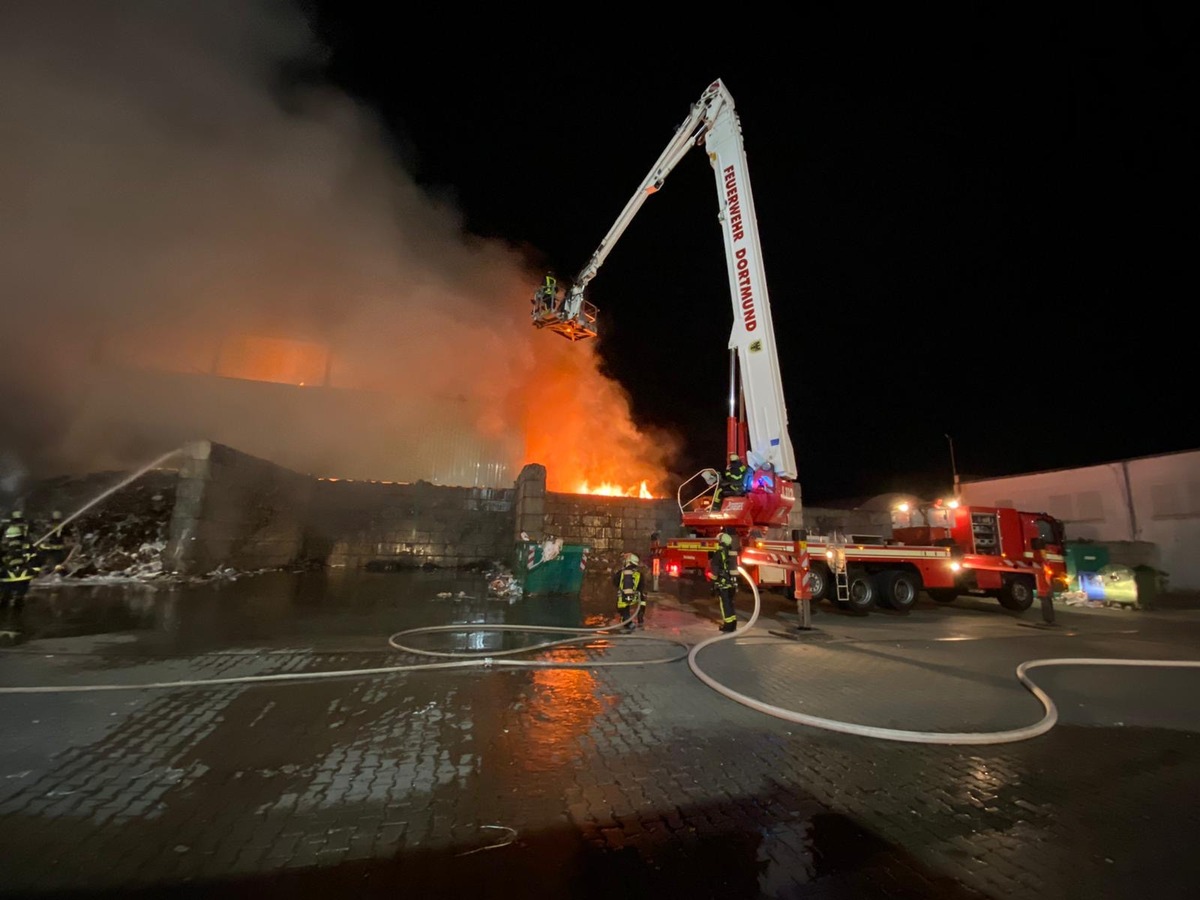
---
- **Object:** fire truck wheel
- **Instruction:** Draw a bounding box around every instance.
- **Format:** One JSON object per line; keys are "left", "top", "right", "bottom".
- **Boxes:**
{"left": 998, "top": 576, "right": 1036, "bottom": 611}
{"left": 878, "top": 571, "right": 919, "bottom": 613}
{"left": 928, "top": 589, "right": 959, "bottom": 604}
{"left": 845, "top": 568, "right": 877, "bottom": 613}
{"left": 806, "top": 563, "right": 833, "bottom": 602}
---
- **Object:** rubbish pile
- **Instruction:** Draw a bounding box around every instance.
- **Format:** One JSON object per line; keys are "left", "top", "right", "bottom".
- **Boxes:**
{"left": 15, "top": 479, "right": 172, "bottom": 585}
{"left": 487, "top": 566, "right": 524, "bottom": 601}
{"left": 22, "top": 479, "right": 252, "bottom": 587}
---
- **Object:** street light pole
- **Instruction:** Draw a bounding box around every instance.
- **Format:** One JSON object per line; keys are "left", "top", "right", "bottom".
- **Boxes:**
{"left": 944, "top": 433, "right": 961, "bottom": 500}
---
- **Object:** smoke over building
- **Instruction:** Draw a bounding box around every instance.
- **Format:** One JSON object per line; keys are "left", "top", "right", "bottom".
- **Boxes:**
{"left": 0, "top": 1, "right": 679, "bottom": 497}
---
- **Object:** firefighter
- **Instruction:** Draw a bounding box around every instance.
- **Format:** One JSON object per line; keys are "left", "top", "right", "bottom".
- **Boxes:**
{"left": 2, "top": 509, "right": 29, "bottom": 554}
{"left": 709, "top": 531, "right": 739, "bottom": 633}
{"left": 612, "top": 552, "right": 646, "bottom": 630}
{"left": 712, "top": 453, "right": 750, "bottom": 509}
{"left": 1, "top": 539, "right": 39, "bottom": 611}
{"left": 534, "top": 273, "right": 560, "bottom": 317}
{"left": 37, "top": 510, "right": 70, "bottom": 572}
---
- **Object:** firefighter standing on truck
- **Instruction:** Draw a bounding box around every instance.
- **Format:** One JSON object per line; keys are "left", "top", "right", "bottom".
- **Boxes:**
{"left": 613, "top": 553, "right": 646, "bottom": 630}
{"left": 709, "top": 531, "right": 739, "bottom": 633}
{"left": 712, "top": 453, "right": 749, "bottom": 509}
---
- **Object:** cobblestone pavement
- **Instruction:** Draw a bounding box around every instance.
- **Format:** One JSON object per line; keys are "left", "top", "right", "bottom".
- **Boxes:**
{"left": 1, "top": 573, "right": 1198, "bottom": 899}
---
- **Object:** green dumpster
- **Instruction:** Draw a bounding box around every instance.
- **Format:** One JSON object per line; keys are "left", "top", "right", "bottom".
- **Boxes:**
{"left": 514, "top": 541, "right": 590, "bottom": 596}
{"left": 1065, "top": 542, "right": 1109, "bottom": 590}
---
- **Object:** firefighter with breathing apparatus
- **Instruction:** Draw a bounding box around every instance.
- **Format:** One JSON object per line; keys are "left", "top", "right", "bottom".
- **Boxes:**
{"left": 709, "top": 531, "right": 739, "bottom": 633}
{"left": 613, "top": 552, "right": 647, "bottom": 630}
{"left": 1, "top": 539, "right": 38, "bottom": 612}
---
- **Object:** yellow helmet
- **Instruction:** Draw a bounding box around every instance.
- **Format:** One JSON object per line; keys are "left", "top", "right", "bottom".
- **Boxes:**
{"left": 718, "top": 532, "right": 733, "bottom": 547}
{"left": 625, "top": 553, "right": 640, "bottom": 567}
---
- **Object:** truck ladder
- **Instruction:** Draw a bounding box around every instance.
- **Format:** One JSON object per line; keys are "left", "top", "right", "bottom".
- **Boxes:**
{"left": 830, "top": 544, "right": 849, "bottom": 604}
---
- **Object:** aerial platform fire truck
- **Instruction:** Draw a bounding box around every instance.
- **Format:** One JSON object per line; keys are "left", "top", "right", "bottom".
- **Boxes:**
{"left": 531, "top": 79, "right": 798, "bottom": 522}
{"left": 536, "top": 79, "right": 1067, "bottom": 616}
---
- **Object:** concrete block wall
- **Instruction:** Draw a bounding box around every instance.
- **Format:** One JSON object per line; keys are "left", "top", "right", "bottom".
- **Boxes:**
{"left": 165, "top": 441, "right": 313, "bottom": 575}
{"left": 513, "top": 464, "right": 546, "bottom": 540}
{"left": 515, "top": 463, "right": 677, "bottom": 557}
{"left": 311, "top": 479, "right": 515, "bottom": 570}
{"left": 541, "top": 493, "right": 681, "bottom": 555}
{"left": 162, "top": 450, "right": 515, "bottom": 573}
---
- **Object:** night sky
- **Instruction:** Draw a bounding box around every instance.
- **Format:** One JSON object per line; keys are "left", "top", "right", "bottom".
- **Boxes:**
{"left": 307, "top": 9, "right": 1196, "bottom": 502}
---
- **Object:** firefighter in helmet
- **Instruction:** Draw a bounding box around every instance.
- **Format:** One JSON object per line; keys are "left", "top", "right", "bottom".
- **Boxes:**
{"left": 712, "top": 452, "right": 750, "bottom": 509}
{"left": 612, "top": 552, "right": 646, "bottom": 630}
{"left": 1, "top": 536, "right": 39, "bottom": 611}
{"left": 709, "top": 531, "right": 739, "bottom": 633}
{"left": 2, "top": 509, "right": 29, "bottom": 554}
{"left": 534, "top": 273, "right": 560, "bottom": 318}
{"left": 37, "top": 510, "right": 70, "bottom": 573}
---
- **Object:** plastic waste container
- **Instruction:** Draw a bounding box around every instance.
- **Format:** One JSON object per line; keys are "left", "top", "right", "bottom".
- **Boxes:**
{"left": 1065, "top": 542, "right": 1109, "bottom": 590}
{"left": 1097, "top": 563, "right": 1139, "bottom": 608}
{"left": 514, "top": 540, "right": 590, "bottom": 596}
{"left": 1078, "top": 571, "right": 1106, "bottom": 601}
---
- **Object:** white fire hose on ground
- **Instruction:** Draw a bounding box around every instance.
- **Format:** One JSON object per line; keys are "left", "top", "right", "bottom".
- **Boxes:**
{"left": 682, "top": 566, "right": 1200, "bottom": 745}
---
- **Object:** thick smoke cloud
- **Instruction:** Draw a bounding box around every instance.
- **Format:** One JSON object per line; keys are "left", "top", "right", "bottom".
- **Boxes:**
{"left": 0, "top": 1, "right": 678, "bottom": 496}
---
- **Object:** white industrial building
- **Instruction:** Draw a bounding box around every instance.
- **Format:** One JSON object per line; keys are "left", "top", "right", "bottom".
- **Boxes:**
{"left": 959, "top": 448, "right": 1200, "bottom": 593}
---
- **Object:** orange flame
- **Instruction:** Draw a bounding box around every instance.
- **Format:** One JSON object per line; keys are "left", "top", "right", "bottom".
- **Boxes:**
{"left": 516, "top": 340, "right": 679, "bottom": 498}
{"left": 575, "top": 480, "right": 653, "bottom": 498}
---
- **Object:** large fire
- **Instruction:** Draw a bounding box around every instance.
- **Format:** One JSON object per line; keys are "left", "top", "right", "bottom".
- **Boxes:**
{"left": 576, "top": 480, "right": 654, "bottom": 498}
{"left": 517, "top": 343, "right": 677, "bottom": 500}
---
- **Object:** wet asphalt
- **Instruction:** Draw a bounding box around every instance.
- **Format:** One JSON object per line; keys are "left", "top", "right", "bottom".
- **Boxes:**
{"left": 1, "top": 569, "right": 1199, "bottom": 899}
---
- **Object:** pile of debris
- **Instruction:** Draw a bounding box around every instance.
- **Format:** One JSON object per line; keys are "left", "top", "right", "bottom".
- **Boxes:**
{"left": 25, "top": 479, "right": 174, "bottom": 584}
{"left": 487, "top": 566, "right": 524, "bottom": 601}
{"left": 15, "top": 471, "right": 218, "bottom": 587}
